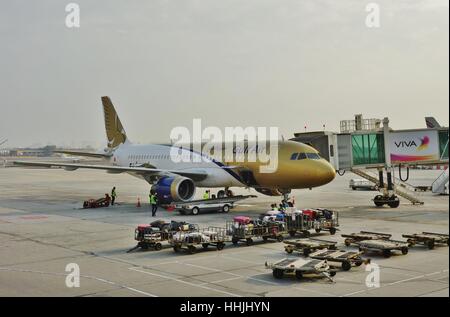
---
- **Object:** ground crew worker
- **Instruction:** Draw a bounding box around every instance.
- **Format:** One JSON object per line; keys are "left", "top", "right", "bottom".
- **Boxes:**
{"left": 111, "top": 187, "right": 117, "bottom": 205}
{"left": 149, "top": 192, "right": 158, "bottom": 216}
{"left": 203, "top": 190, "right": 210, "bottom": 200}
{"left": 271, "top": 203, "right": 278, "bottom": 211}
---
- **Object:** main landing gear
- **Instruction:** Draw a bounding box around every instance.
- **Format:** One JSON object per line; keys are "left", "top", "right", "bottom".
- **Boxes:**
{"left": 217, "top": 187, "right": 234, "bottom": 198}
{"left": 373, "top": 169, "right": 400, "bottom": 208}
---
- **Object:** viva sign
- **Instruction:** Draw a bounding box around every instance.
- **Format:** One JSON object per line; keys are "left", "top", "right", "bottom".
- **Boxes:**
{"left": 389, "top": 131, "right": 439, "bottom": 163}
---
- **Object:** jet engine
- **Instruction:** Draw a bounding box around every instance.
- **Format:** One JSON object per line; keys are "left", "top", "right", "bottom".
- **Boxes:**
{"left": 151, "top": 176, "right": 196, "bottom": 204}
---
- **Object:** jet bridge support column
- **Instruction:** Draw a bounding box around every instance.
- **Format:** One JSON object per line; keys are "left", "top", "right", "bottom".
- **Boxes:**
{"left": 373, "top": 118, "right": 400, "bottom": 208}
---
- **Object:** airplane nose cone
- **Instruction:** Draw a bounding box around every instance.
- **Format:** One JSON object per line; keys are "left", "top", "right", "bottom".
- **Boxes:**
{"left": 319, "top": 161, "right": 336, "bottom": 185}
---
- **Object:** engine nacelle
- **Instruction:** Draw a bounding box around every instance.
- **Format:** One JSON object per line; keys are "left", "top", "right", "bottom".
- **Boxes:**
{"left": 254, "top": 188, "right": 284, "bottom": 196}
{"left": 151, "top": 176, "right": 196, "bottom": 204}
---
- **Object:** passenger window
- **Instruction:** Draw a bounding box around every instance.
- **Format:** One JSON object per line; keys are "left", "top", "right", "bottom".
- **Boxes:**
{"left": 290, "top": 153, "right": 298, "bottom": 160}
{"left": 297, "top": 153, "right": 307, "bottom": 160}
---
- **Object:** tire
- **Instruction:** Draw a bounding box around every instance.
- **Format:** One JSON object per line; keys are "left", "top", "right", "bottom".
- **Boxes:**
{"left": 401, "top": 247, "right": 409, "bottom": 255}
{"left": 276, "top": 235, "right": 284, "bottom": 242}
{"left": 222, "top": 204, "right": 230, "bottom": 213}
{"left": 188, "top": 246, "right": 196, "bottom": 254}
{"left": 192, "top": 207, "right": 200, "bottom": 215}
{"left": 329, "top": 227, "right": 336, "bottom": 235}
{"left": 154, "top": 243, "right": 162, "bottom": 251}
{"left": 232, "top": 238, "right": 239, "bottom": 245}
{"left": 374, "top": 195, "right": 385, "bottom": 207}
{"left": 272, "top": 269, "right": 284, "bottom": 279}
{"left": 383, "top": 249, "right": 391, "bottom": 258}
{"left": 344, "top": 239, "right": 351, "bottom": 247}
{"left": 352, "top": 187, "right": 356, "bottom": 190}
{"left": 173, "top": 245, "right": 180, "bottom": 253}
{"left": 303, "top": 248, "right": 311, "bottom": 256}
{"left": 246, "top": 238, "right": 253, "bottom": 246}
{"left": 227, "top": 190, "right": 234, "bottom": 197}
{"left": 262, "top": 236, "right": 268, "bottom": 242}
{"left": 315, "top": 229, "right": 321, "bottom": 233}
{"left": 202, "top": 243, "right": 210, "bottom": 249}
{"left": 329, "top": 244, "right": 337, "bottom": 250}
{"left": 289, "top": 231, "right": 296, "bottom": 237}
{"left": 141, "top": 243, "right": 149, "bottom": 250}
{"left": 302, "top": 231, "right": 311, "bottom": 238}
{"left": 341, "top": 261, "right": 352, "bottom": 271}
{"left": 217, "top": 243, "right": 225, "bottom": 251}
{"left": 427, "top": 240, "right": 435, "bottom": 250}
{"left": 329, "top": 271, "right": 337, "bottom": 277}
{"left": 355, "top": 260, "right": 363, "bottom": 267}
{"left": 217, "top": 190, "right": 225, "bottom": 198}
{"left": 295, "top": 271, "right": 303, "bottom": 280}
{"left": 388, "top": 196, "right": 400, "bottom": 208}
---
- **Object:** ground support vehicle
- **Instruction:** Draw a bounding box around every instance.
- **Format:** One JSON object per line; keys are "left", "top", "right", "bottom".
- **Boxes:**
{"left": 227, "top": 219, "right": 286, "bottom": 246}
{"left": 128, "top": 220, "right": 198, "bottom": 252}
{"left": 341, "top": 231, "right": 392, "bottom": 247}
{"left": 285, "top": 209, "right": 339, "bottom": 237}
{"left": 265, "top": 258, "right": 336, "bottom": 281}
{"left": 309, "top": 249, "right": 369, "bottom": 271}
{"left": 313, "top": 209, "right": 339, "bottom": 235}
{"left": 83, "top": 196, "right": 110, "bottom": 208}
{"left": 175, "top": 195, "right": 256, "bottom": 215}
{"left": 356, "top": 239, "right": 409, "bottom": 258}
{"left": 402, "top": 232, "right": 449, "bottom": 249}
{"left": 169, "top": 227, "right": 229, "bottom": 254}
{"left": 284, "top": 238, "right": 337, "bottom": 256}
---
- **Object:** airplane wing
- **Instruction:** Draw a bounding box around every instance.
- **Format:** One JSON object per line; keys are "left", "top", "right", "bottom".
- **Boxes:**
{"left": 13, "top": 160, "right": 208, "bottom": 181}
{"left": 54, "top": 150, "right": 112, "bottom": 158}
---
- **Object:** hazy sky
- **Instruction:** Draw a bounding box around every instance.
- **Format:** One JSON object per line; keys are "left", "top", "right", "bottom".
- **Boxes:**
{"left": 0, "top": 0, "right": 448, "bottom": 148}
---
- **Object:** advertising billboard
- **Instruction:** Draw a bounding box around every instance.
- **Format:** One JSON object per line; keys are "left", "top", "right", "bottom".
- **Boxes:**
{"left": 389, "top": 130, "right": 440, "bottom": 163}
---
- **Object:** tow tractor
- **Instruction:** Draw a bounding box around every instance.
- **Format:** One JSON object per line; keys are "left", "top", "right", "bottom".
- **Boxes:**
{"left": 356, "top": 239, "right": 409, "bottom": 258}
{"left": 402, "top": 232, "right": 449, "bottom": 250}
{"left": 169, "top": 227, "right": 229, "bottom": 254}
{"left": 175, "top": 195, "right": 256, "bottom": 215}
{"left": 128, "top": 220, "right": 198, "bottom": 252}
{"left": 265, "top": 258, "right": 336, "bottom": 282}
{"left": 284, "top": 238, "right": 337, "bottom": 256}
{"left": 341, "top": 231, "right": 392, "bottom": 247}
{"left": 309, "top": 249, "right": 370, "bottom": 271}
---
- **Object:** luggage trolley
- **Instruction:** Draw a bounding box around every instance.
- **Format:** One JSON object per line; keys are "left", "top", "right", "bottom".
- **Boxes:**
{"left": 265, "top": 258, "right": 336, "bottom": 282}
{"left": 402, "top": 232, "right": 449, "bottom": 250}
{"left": 309, "top": 249, "right": 370, "bottom": 271}
{"left": 227, "top": 216, "right": 286, "bottom": 246}
{"left": 170, "top": 226, "right": 229, "bottom": 254}
{"left": 341, "top": 231, "right": 392, "bottom": 247}
{"left": 283, "top": 238, "right": 338, "bottom": 256}
{"left": 356, "top": 239, "right": 409, "bottom": 258}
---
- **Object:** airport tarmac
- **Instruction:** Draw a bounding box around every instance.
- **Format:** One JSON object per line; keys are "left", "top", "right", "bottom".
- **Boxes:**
{"left": 0, "top": 166, "right": 448, "bottom": 297}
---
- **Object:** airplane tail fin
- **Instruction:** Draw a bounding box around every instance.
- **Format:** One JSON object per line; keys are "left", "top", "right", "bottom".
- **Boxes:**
{"left": 425, "top": 117, "right": 441, "bottom": 129}
{"left": 101, "top": 96, "right": 128, "bottom": 149}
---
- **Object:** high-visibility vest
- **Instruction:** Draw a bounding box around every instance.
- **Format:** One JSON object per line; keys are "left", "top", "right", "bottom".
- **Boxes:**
{"left": 111, "top": 190, "right": 117, "bottom": 197}
{"left": 203, "top": 192, "right": 209, "bottom": 199}
{"left": 150, "top": 195, "right": 156, "bottom": 204}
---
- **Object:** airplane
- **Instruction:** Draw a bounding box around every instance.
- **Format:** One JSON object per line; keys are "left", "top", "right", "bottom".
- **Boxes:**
{"left": 425, "top": 117, "right": 441, "bottom": 129}
{"left": 14, "top": 97, "right": 336, "bottom": 204}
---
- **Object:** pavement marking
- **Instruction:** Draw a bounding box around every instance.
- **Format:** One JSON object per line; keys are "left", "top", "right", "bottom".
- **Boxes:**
{"left": 0, "top": 267, "right": 157, "bottom": 297}
{"left": 128, "top": 267, "right": 242, "bottom": 297}
{"left": 199, "top": 276, "right": 243, "bottom": 286}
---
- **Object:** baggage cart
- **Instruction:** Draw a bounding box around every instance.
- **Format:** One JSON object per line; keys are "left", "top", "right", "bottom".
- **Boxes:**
{"left": 285, "top": 209, "right": 339, "bottom": 237}
{"left": 227, "top": 219, "right": 286, "bottom": 246}
{"left": 265, "top": 258, "right": 336, "bottom": 281}
{"left": 170, "top": 226, "right": 229, "bottom": 254}
{"left": 402, "top": 232, "right": 449, "bottom": 250}
{"left": 283, "top": 238, "right": 337, "bottom": 256}
{"left": 341, "top": 231, "right": 392, "bottom": 247}
{"left": 309, "top": 249, "right": 370, "bottom": 271}
{"left": 356, "top": 239, "right": 409, "bottom": 258}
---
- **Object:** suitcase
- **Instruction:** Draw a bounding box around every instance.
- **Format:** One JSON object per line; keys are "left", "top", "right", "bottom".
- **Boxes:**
{"left": 234, "top": 216, "right": 251, "bottom": 225}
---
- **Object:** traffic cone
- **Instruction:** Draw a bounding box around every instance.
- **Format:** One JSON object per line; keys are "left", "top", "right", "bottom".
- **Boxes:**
{"left": 136, "top": 197, "right": 141, "bottom": 207}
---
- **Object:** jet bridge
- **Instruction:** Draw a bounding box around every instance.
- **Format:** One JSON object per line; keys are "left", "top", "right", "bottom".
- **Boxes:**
{"left": 292, "top": 116, "right": 449, "bottom": 207}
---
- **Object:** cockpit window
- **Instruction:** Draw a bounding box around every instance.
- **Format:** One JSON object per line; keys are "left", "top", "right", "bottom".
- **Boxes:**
{"left": 297, "top": 153, "right": 307, "bottom": 160}
{"left": 290, "top": 153, "right": 298, "bottom": 160}
{"left": 306, "top": 153, "right": 321, "bottom": 160}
